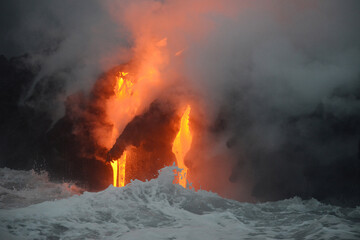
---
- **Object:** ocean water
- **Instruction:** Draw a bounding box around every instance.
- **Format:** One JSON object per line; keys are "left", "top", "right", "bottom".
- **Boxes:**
{"left": 0, "top": 167, "right": 359, "bottom": 240}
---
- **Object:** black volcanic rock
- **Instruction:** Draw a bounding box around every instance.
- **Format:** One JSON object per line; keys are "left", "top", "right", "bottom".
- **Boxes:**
{"left": 107, "top": 100, "right": 179, "bottom": 183}
{"left": 0, "top": 54, "right": 51, "bottom": 170}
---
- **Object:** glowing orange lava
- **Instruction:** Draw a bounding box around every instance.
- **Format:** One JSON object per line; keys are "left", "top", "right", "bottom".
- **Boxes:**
{"left": 110, "top": 151, "right": 127, "bottom": 187}
{"left": 110, "top": 72, "right": 131, "bottom": 187}
{"left": 114, "top": 72, "right": 133, "bottom": 98}
{"left": 172, "top": 105, "right": 193, "bottom": 188}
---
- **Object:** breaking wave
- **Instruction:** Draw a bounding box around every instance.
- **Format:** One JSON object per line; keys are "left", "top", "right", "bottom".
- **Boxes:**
{"left": 0, "top": 167, "right": 359, "bottom": 240}
{"left": 0, "top": 168, "right": 83, "bottom": 209}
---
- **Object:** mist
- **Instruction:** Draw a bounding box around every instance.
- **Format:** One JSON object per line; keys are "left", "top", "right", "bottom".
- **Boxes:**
{"left": 183, "top": 1, "right": 360, "bottom": 204}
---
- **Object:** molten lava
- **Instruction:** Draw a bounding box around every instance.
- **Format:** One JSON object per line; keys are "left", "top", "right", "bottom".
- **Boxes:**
{"left": 107, "top": 42, "right": 193, "bottom": 188}
{"left": 172, "top": 105, "right": 193, "bottom": 188}
{"left": 110, "top": 151, "right": 127, "bottom": 187}
{"left": 114, "top": 72, "right": 133, "bottom": 98}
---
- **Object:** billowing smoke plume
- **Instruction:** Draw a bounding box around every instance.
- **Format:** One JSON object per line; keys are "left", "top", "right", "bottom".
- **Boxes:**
{"left": 1, "top": 0, "right": 359, "bottom": 205}
{"left": 183, "top": 1, "right": 360, "bottom": 204}
{"left": 0, "top": 0, "right": 131, "bottom": 121}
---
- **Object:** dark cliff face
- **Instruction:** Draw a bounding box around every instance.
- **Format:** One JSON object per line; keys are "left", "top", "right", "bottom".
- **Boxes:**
{"left": 43, "top": 101, "right": 111, "bottom": 191}
{"left": 108, "top": 100, "right": 178, "bottom": 161}
{"left": 0, "top": 56, "right": 179, "bottom": 191}
{"left": 108, "top": 100, "right": 180, "bottom": 184}
{"left": 0, "top": 55, "right": 111, "bottom": 190}
{"left": 0, "top": 55, "right": 51, "bottom": 170}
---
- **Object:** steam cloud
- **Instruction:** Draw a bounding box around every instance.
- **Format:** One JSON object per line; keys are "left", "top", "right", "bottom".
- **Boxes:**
{"left": 1, "top": 0, "right": 359, "bottom": 205}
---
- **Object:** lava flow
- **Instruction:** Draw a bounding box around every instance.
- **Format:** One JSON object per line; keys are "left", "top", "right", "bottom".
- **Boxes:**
{"left": 172, "top": 105, "right": 193, "bottom": 188}
{"left": 105, "top": 29, "right": 194, "bottom": 188}
{"left": 110, "top": 151, "right": 127, "bottom": 187}
{"left": 110, "top": 71, "right": 132, "bottom": 187}
{"left": 114, "top": 72, "right": 133, "bottom": 98}
{"left": 109, "top": 104, "right": 193, "bottom": 188}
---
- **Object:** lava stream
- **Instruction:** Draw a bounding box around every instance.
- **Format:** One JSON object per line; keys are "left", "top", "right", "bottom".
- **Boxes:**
{"left": 172, "top": 105, "right": 193, "bottom": 188}
{"left": 110, "top": 151, "right": 127, "bottom": 187}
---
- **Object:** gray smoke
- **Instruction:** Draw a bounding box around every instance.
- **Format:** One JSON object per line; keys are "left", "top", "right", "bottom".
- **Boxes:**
{"left": 184, "top": 1, "right": 360, "bottom": 204}
{"left": 0, "top": 0, "right": 131, "bottom": 121}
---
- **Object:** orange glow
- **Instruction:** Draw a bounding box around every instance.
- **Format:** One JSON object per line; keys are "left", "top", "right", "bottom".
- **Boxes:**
{"left": 156, "top": 37, "right": 168, "bottom": 47}
{"left": 104, "top": 36, "right": 170, "bottom": 187}
{"left": 175, "top": 49, "right": 185, "bottom": 56}
{"left": 172, "top": 105, "right": 192, "bottom": 188}
{"left": 110, "top": 151, "right": 127, "bottom": 187}
{"left": 114, "top": 72, "right": 133, "bottom": 98}
{"left": 97, "top": 34, "right": 170, "bottom": 151}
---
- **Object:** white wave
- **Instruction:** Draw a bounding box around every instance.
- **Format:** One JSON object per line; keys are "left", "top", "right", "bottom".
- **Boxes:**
{"left": 0, "top": 167, "right": 359, "bottom": 240}
{"left": 0, "top": 168, "right": 83, "bottom": 209}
